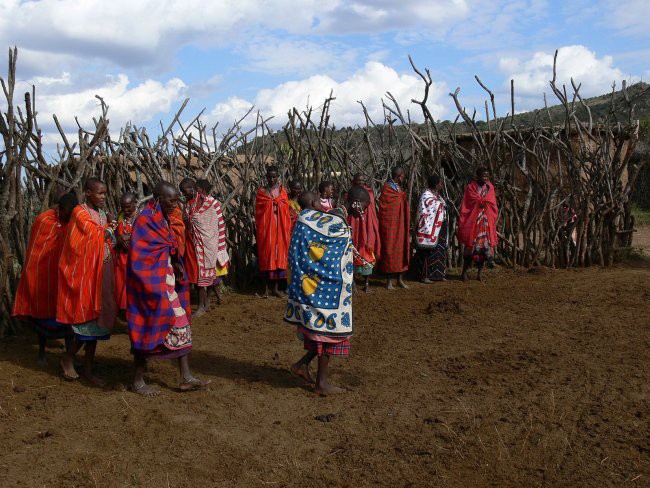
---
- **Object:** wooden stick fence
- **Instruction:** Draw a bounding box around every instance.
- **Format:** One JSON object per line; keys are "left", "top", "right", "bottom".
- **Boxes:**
{"left": 0, "top": 47, "right": 644, "bottom": 335}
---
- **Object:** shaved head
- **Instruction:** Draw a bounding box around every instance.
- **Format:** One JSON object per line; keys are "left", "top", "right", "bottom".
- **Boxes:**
{"left": 58, "top": 192, "right": 79, "bottom": 222}
{"left": 298, "top": 191, "right": 318, "bottom": 210}
{"left": 154, "top": 180, "right": 180, "bottom": 216}
{"left": 83, "top": 176, "right": 106, "bottom": 192}
{"left": 153, "top": 180, "right": 178, "bottom": 199}
{"left": 120, "top": 192, "right": 137, "bottom": 204}
{"left": 347, "top": 185, "right": 370, "bottom": 204}
{"left": 58, "top": 192, "right": 78, "bottom": 211}
{"left": 179, "top": 177, "right": 195, "bottom": 190}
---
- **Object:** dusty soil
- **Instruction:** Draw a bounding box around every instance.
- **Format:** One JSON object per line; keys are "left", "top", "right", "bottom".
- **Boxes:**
{"left": 1, "top": 261, "right": 649, "bottom": 486}
{"left": 634, "top": 224, "right": 650, "bottom": 257}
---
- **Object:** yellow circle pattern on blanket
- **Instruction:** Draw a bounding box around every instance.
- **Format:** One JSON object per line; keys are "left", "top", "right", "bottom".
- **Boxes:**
{"left": 301, "top": 274, "right": 320, "bottom": 295}
{"left": 308, "top": 242, "right": 327, "bottom": 261}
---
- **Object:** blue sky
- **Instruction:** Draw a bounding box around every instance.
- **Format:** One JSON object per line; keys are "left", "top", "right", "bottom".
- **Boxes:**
{"left": 0, "top": 0, "right": 647, "bottom": 155}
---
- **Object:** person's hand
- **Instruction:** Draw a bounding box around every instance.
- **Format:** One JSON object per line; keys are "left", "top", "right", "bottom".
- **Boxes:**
{"left": 117, "top": 232, "right": 131, "bottom": 250}
{"left": 173, "top": 262, "right": 185, "bottom": 282}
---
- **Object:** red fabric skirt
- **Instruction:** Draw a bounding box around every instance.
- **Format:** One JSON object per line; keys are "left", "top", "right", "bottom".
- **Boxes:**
{"left": 304, "top": 338, "right": 350, "bottom": 357}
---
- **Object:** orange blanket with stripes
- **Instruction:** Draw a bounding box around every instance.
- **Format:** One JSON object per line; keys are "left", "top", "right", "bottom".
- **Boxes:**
{"left": 12, "top": 209, "right": 66, "bottom": 319}
{"left": 56, "top": 205, "right": 109, "bottom": 324}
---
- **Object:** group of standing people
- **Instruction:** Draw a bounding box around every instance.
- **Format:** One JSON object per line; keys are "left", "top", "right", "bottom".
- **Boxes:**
{"left": 12, "top": 178, "right": 225, "bottom": 396}
{"left": 413, "top": 166, "right": 498, "bottom": 283}
{"left": 11, "top": 164, "right": 499, "bottom": 396}
{"left": 255, "top": 165, "right": 498, "bottom": 394}
{"left": 256, "top": 165, "right": 499, "bottom": 296}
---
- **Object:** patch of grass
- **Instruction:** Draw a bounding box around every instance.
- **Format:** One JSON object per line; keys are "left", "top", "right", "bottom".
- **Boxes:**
{"left": 632, "top": 204, "right": 650, "bottom": 227}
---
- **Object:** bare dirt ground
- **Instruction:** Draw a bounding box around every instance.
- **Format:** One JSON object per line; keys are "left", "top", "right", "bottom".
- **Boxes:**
{"left": 1, "top": 246, "right": 649, "bottom": 486}
{"left": 634, "top": 224, "right": 650, "bottom": 257}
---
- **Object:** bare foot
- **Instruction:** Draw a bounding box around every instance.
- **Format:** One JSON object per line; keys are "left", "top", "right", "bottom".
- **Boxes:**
{"left": 386, "top": 281, "right": 395, "bottom": 290}
{"left": 398, "top": 279, "right": 409, "bottom": 289}
{"left": 315, "top": 383, "right": 346, "bottom": 396}
{"left": 477, "top": 273, "right": 485, "bottom": 282}
{"left": 271, "top": 289, "right": 285, "bottom": 298}
{"left": 421, "top": 278, "right": 433, "bottom": 284}
{"left": 194, "top": 307, "right": 207, "bottom": 318}
{"left": 81, "top": 370, "right": 106, "bottom": 387}
{"left": 461, "top": 272, "right": 469, "bottom": 282}
{"left": 179, "top": 377, "right": 211, "bottom": 392}
{"left": 60, "top": 357, "right": 79, "bottom": 380}
{"left": 132, "top": 382, "right": 160, "bottom": 397}
{"left": 364, "top": 285, "right": 370, "bottom": 294}
{"left": 290, "top": 363, "right": 315, "bottom": 384}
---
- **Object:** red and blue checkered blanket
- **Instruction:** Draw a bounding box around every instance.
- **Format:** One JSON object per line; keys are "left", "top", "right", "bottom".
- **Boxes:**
{"left": 127, "top": 200, "right": 191, "bottom": 351}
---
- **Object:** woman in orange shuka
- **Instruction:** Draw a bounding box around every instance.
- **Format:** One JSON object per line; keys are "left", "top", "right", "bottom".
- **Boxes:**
{"left": 12, "top": 192, "right": 79, "bottom": 370}
{"left": 57, "top": 177, "right": 117, "bottom": 385}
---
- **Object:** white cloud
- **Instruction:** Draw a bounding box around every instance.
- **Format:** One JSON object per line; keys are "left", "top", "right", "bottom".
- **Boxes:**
{"left": 209, "top": 97, "right": 255, "bottom": 127}
{"left": 315, "top": 0, "right": 471, "bottom": 35}
{"left": 209, "top": 61, "right": 448, "bottom": 129}
{"left": 0, "top": 0, "right": 473, "bottom": 71}
{"left": 499, "top": 45, "right": 628, "bottom": 99}
{"left": 244, "top": 38, "right": 358, "bottom": 76}
{"left": 31, "top": 72, "right": 72, "bottom": 87}
{"left": 605, "top": 0, "right": 647, "bottom": 36}
{"left": 31, "top": 75, "right": 187, "bottom": 134}
{"left": 447, "top": 0, "right": 550, "bottom": 51}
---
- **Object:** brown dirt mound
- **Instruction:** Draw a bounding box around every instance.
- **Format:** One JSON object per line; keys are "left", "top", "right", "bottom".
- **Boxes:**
{"left": 0, "top": 265, "right": 649, "bottom": 486}
{"left": 426, "top": 298, "right": 468, "bottom": 314}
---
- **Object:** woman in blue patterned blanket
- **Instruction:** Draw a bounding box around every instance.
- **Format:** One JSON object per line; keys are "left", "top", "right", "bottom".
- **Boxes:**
{"left": 285, "top": 187, "right": 370, "bottom": 396}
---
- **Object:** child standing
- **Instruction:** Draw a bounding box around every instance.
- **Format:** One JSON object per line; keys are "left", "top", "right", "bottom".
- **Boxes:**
{"left": 318, "top": 180, "right": 335, "bottom": 213}
{"left": 286, "top": 188, "right": 369, "bottom": 395}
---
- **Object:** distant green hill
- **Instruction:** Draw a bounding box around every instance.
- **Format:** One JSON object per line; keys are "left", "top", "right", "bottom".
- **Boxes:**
{"left": 245, "top": 82, "right": 650, "bottom": 158}
{"left": 506, "top": 81, "right": 650, "bottom": 127}
{"left": 425, "top": 81, "right": 649, "bottom": 132}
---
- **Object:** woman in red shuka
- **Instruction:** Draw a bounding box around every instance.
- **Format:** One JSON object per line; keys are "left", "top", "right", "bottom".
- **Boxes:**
{"left": 378, "top": 166, "right": 410, "bottom": 290}
{"left": 458, "top": 167, "right": 498, "bottom": 282}
{"left": 114, "top": 192, "right": 139, "bottom": 312}
{"left": 255, "top": 165, "right": 291, "bottom": 298}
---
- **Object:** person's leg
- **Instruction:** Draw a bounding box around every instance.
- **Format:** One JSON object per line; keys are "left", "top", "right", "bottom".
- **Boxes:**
{"left": 81, "top": 340, "right": 106, "bottom": 387}
{"left": 178, "top": 354, "right": 211, "bottom": 391}
{"left": 486, "top": 247, "right": 495, "bottom": 269}
{"left": 132, "top": 355, "right": 160, "bottom": 397}
{"left": 461, "top": 252, "right": 472, "bottom": 282}
{"left": 60, "top": 338, "right": 81, "bottom": 380}
{"left": 397, "top": 272, "right": 409, "bottom": 289}
{"left": 477, "top": 261, "right": 485, "bottom": 282}
{"left": 386, "top": 274, "right": 395, "bottom": 290}
{"left": 419, "top": 252, "right": 433, "bottom": 284}
{"left": 272, "top": 279, "right": 285, "bottom": 298}
{"left": 213, "top": 284, "right": 223, "bottom": 305}
{"left": 314, "top": 354, "right": 345, "bottom": 396}
{"left": 263, "top": 279, "right": 270, "bottom": 298}
{"left": 364, "top": 275, "right": 370, "bottom": 293}
{"left": 195, "top": 287, "right": 208, "bottom": 317}
{"left": 37, "top": 334, "right": 47, "bottom": 367}
{"left": 291, "top": 350, "right": 317, "bottom": 383}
